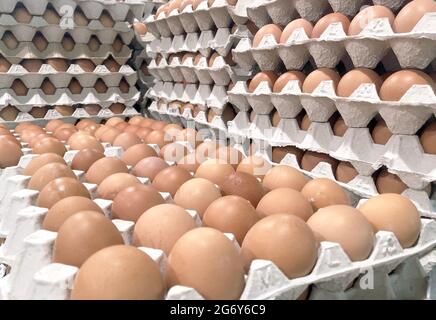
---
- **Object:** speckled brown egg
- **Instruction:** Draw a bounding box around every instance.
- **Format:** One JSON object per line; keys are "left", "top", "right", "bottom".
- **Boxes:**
{"left": 37, "top": 177, "right": 90, "bottom": 208}
{"left": 132, "top": 156, "right": 169, "bottom": 181}
{"left": 121, "top": 144, "right": 157, "bottom": 167}
{"left": 71, "top": 148, "right": 104, "bottom": 172}
{"left": 262, "top": 165, "right": 307, "bottom": 191}
{"left": 96, "top": 173, "right": 140, "bottom": 200}
{"left": 152, "top": 166, "right": 192, "bottom": 197}
{"left": 85, "top": 157, "right": 128, "bottom": 184}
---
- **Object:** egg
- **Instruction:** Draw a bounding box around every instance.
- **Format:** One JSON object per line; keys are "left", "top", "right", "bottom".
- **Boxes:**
{"left": 280, "top": 18, "right": 313, "bottom": 43}
{"left": 0, "top": 56, "right": 11, "bottom": 72}
{"left": 262, "top": 165, "right": 307, "bottom": 191}
{"left": 375, "top": 170, "right": 408, "bottom": 194}
{"left": 332, "top": 116, "right": 348, "bottom": 137}
{"left": 192, "top": 0, "right": 207, "bottom": 10}
{"left": 23, "top": 153, "right": 65, "bottom": 175}
{"left": 179, "top": 0, "right": 194, "bottom": 12}
{"left": 372, "top": 119, "right": 392, "bottom": 144}
{"left": 152, "top": 166, "right": 192, "bottom": 197}
{"left": 177, "top": 152, "right": 203, "bottom": 172}
{"left": 105, "top": 117, "right": 124, "bottom": 127}
{"left": 220, "top": 171, "right": 264, "bottom": 207}
{"left": 99, "top": 126, "right": 122, "bottom": 144}
{"left": 0, "top": 127, "right": 11, "bottom": 136}
{"left": 159, "top": 142, "right": 188, "bottom": 162}
{"left": 112, "top": 184, "right": 165, "bottom": 222}
{"left": 32, "top": 137, "right": 67, "bottom": 156}
{"left": 96, "top": 173, "right": 140, "bottom": 200}
{"left": 76, "top": 119, "right": 96, "bottom": 130}
{"left": 176, "top": 128, "right": 200, "bottom": 147}
{"left": 336, "top": 161, "right": 359, "bottom": 183}
{"left": 37, "top": 177, "right": 90, "bottom": 208}
{"left": 61, "top": 34, "right": 75, "bottom": 51}
{"left": 29, "top": 133, "right": 51, "bottom": 148}
{"left": 380, "top": 69, "right": 434, "bottom": 101}
{"left": 68, "top": 133, "right": 104, "bottom": 152}
{"left": 133, "top": 156, "right": 169, "bottom": 181}
{"left": 133, "top": 22, "right": 147, "bottom": 36}
{"left": 0, "top": 137, "right": 23, "bottom": 168}
{"left": 47, "top": 58, "right": 69, "bottom": 72}
{"left": 103, "top": 57, "right": 121, "bottom": 73}
{"left": 3, "top": 32, "right": 18, "bottom": 50}
{"left": 135, "top": 127, "right": 153, "bottom": 140}
{"left": 15, "top": 122, "right": 33, "bottom": 134}
{"left": 252, "top": 24, "right": 282, "bottom": 47}
{"left": 44, "top": 119, "right": 64, "bottom": 133}
{"left": 89, "top": 36, "right": 101, "bottom": 51}
{"left": 163, "top": 124, "right": 183, "bottom": 141}
{"left": 359, "top": 193, "right": 421, "bottom": 248}
{"left": 120, "top": 144, "right": 156, "bottom": 167}
{"left": 53, "top": 211, "right": 123, "bottom": 268}
{"left": 133, "top": 203, "right": 196, "bottom": 254}
{"left": 301, "top": 150, "right": 338, "bottom": 172}
{"left": 55, "top": 105, "right": 75, "bottom": 116}
{"left": 110, "top": 132, "right": 141, "bottom": 151}
{"left": 71, "top": 245, "right": 164, "bottom": 300}
{"left": 13, "top": 4, "right": 32, "bottom": 23}
{"left": 301, "top": 178, "right": 350, "bottom": 211}
{"left": 166, "top": 0, "right": 183, "bottom": 15}
{"left": 195, "top": 140, "right": 220, "bottom": 159}
{"left": 29, "top": 107, "right": 48, "bottom": 119}
{"left": 40, "top": 78, "right": 56, "bottom": 95}
{"left": 307, "top": 205, "right": 374, "bottom": 261}
{"left": 85, "top": 157, "right": 128, "bottom": 185}
{"left": 0, "top": 106, "right": 19, "bottom": 121}
{"left": 151, "top": 121, "right": 167, "bottom": 131}
{"left": 21, "top": 59, "right": 42, "bottom": 72}
{"left": 273, "top": 71, "right": 306, "bottom": 92}
{"left": 349, "top": 5, "right": 395, "bottom": 36}
{"left": 237, "top": 155, "right": 272, "bottom": 179}
{"left": 42, "top": 196, "right": 103, "bottom": 231}
{"left": 302, "top": 68, "right": 341, "bottom": 93}
{"left": 112, "top": 36, "right": 124, "bottom": 53}
{"left": 74, "top": 8, "right": 89, "bottom": 26}
{"left": 207, "top": 106, "right": 236, "bottom": 123}
{"left": 271, "top": 146, "right": 304, "bottom": 164}
{"left": 241, "top": 214, "right": 317, "bottom": 278}
{"left": 68, "top": 78, "right": 82, "bottom": 94}
{"left": 43, "top": 6, "right": 61, "bottom": 24}
{"left": 420, "top": 122, "right": 436, "bottom": 154}
{"left": 70, "top": 148, "right": 104, "bottom": 172}
{"left": 195, "top": 158, "right": 235, "bottom": 186}
{"left": 28, "top": 163, "right": 75, "bottom": 191}
{"left": 128, "top": 116, "right": 145, "bottom": 126}
{"left": 84, "top": 105, "right": 101, "bottom": 115}
{"left": 214, "top": 146, "right": 244, "bottom": 169}
{"left": 337, "top": 68, "right": 383, "bottom": 97}
{"left": 99, "top": 10, "right": 114, "bottom": 27}
{"left": 145, "top": 130, "right": 168, "bottom": 148}
{"left": 248, "top": 71, "right": 278, "bottom": 92}
{"left": 20, "top": 126, "right": 45, "bottom": 143}
{"left": 312, "top": 13, "right": 350, "bottom": 38}
{"left": 11, "top": 79, "right": 28, "bottom": 96}
{"left": 166, "top": 227, "right": 245, "bottom": 300}
{"left": 93, "top": 79, "right": 107, "bottom": 94}
{"left": 393, "top": 0, "right": 436, "bottom": 33}
{"left": 53, "top": 127, "right": 77, "bottom": 141}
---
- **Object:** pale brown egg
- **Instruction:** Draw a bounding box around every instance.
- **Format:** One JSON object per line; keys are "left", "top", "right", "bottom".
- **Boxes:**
{"left": 159, "top": 142, "right": 188, "bottom": 162}
{"left": 44, "top": 119, "right": 64, "bottom": 133}
{"left": 85, "top": 157, "right": 128, "bottom": 185}
{"left": 34, "top": 32, "right": 49, "bottom": 51}
{"left": 3, "top": 32, "right": 18, "bottom": 50}
{"left": 46, "top": 58, "right": 69, "bottom": 72}
{"left": 312, "top": 13, "right": 350, "bottom": 38}
{"left": 88, "top": 37, "right": 101, "bottom": 53}
{"left": 43, "top": 196, "right": 103, "bottom": 231}
{"left": 21, "top": 59, "right": 42, "bottom": 72}
{"left": 43, "top": 6, "right": 61, "bottom": 24}
{"left": 301, "top": 178, "right": 350, "bottom": 211}
{"left": 32, "top": 137, "right": 67, "bottom": 156}
{"left": 28, "top": 163, "right": 75, "bottom": 191}
{"left": 145, "top": 130, "right": 168, "bottom": 148}
{"left": 112, "top": 184, "right": 165, "bottom": 222}
{"left": 302, "top": 68, "right": 341, "bottom": 93}
{"left": 96, "top": 173, "right": 140, "bottom": 200}
{"left": 112, "top": 132, "right": 141, "bottom": 150}
{"left": 241, "top": 214, "right": 317, "bottom": 278}
{"left": 248, "top": 71, "right": 278, "bottom": 92}
{"left": 0, "top": 134, "right": 20, "bottom": 147}
{"left": 80, "top": 123, "right": 101, "bottom": 136}
{"left": 129, "top": 116, "right": 145, "bottom": 126}
{"left": 262, "top": 165, "right": 307, "bottom": 191}
{"left": 301, "top": 150, "right": 338, "bottom": 172}
{"left": 280, "top": 18, "right": 313, "bottom": 43}
{"left": 337, "top": 68, "right": 383, "bottom": 97}
{"left": 380, "top": 70, "right": 434, "bottom": 101}
{"left": 53, "top": 127, "right": 77, "bottom": 141}
{"left": 166, "top": 227, "right": 245, "bottom": 300}
{"left": 99, "top": 10, "right": 114, "bottom": 27}
{"left": 166, "top": 0, "right": 183, "bottom": 15}
{"left": 61, "top": 35, "right": 75, "bottom": 51}
{"left": 273, "top": 71, "right": 306, "bottom": 92}
{"left": 214, "top": 146, "right": 243, "bottom": 169}
{"left": 20, "top": 126, "right": 45, "bottom": 143}
{"left": 133, "top": 156, "right": 169, "bottom": 180}
{"left": 332, "top": 116, "right": 348, "bottom": 137}
{"left": 196, "top": 140, "right": 220, "bottom": 159}
{"left": 99, "top": 126, "right": 122, "bottom": 144}
{"left": 71, "top": 148, "right": 104, "bottom": 172}
{"left": 13, "top": 4, "right": 32, "bottom": 23}
{"left": 359, "top": 193, "right": 421, "bottom": 248}
{"left": 121, "top": 144, "right": 157, "bottom": 166}
{"left": 420, "top": 122, "right": 436, "bottom": 154}
{"left": 195, "top": 158, "right": 235, "bottom": 186}
{"left": 376, "top": 170, "right": 408, "bottom": 194}
{"left": 71, "top": 245, "right": 164, "bottom": 300}
{"left": 76, "top": 119, "right": 96, "bottom": 130}
{"left": 37, "top": 177, "right": 91, "bottom": 208}
{"left": 29, "top": 107, "right": 48, "bottom": 119}
{"left": 152, "top": 166, "right": 192, "bottom": 197}
{"left": 372, "top": 119, "right": 392, "bottom": 144}
{"left": 14, "top": 122, "right": 33, "bottom": 134}
{"left": 109, "top": 104, "right": 126, "bottom": 115}
{"left": 177, "top": 152, "right": 203, "bottom": 172}
{"left": 74, "top": 8, "right": 89, "bottom": 26}
{"left": 0, "top": 137, "right": 23, "bottom": 168}
{"left": 307, "top": 205, "right": 374, "bottom": 261}
{"left": 220, "top": 171, "right": 264, "bottom": 207}
{"left": 252, "top": 24, "right": 282, "bottom": 47}
{"left": 393, "top": 0, "right": 436, "bottom": 33}
{"left": 272, "top": 146, "right": 304, "bottom": 164}
{"left": 55, "top": 105, "right": 74, "bottom": 116}
{"left": 271, "top": 111, "right": 281, "bottom": 127}
{"left": 0, "top": 106, "right": 19, "bottom": 121}
{"left": 163, "top": 124, "right": 183, "bottom": 142}
{"left": 133, "top": 203, "right": 196, "bottom": 254}
{"left": 105, "top": 117, "right": 124, "bottom": 127}
{"left": 179, "top": 0, "right": 194, "bottom": 12}
{"left": 151, "top": 121, "right": 167, "bottom": 131}
{"left": 237, "top": 155, "right": 272, "bottom": 179}
{"left": 23, "top": 153, "right": 66, "bottom": 175}
{"left": 112, "top": 36, "right": 124, "bottom": 53}
{"left": 53, "top": 211, "right": 124, "bottom": 267}
{"left": 68, "top": 133, "right": 104, "bottom": 152}
{"left": 85, "top": 105, "right": 101, "bottom": 115}
{"left": 176, "top": 128, "right": 201, "bottom": 147}
{"left": 133, "top": 23, "right": 147, "bottom": 36}
{"left": 335, "top": 161, "right": 359, "bottom": 183}
{"left": 29, "top": 133, "right": 52, "bottom": 148}
{"left": 349, "top": 5, "right": 395, "bottom": 36}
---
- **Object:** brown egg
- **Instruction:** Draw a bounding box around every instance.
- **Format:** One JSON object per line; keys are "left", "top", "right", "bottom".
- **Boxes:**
{"left": 332, "top": 117, "right": 348, "bottom": 137}
{"left": 177, "top": 152, "right": 203, "bottom": 172}
{"left": 421, "top": 122, "right": 436, "bottom": 154}
{"left": 271, "top": 111, "right": 281, "bottom": 127}
{"left": 111, "top": 132, "right": 141, "bottom": 151}
{"left": 145, "top": 130, "right": 168, "bottom": 148}
{"left": 179, "top": 0, "right": 194, "bottom": 12}
{"left": 132, "top": 156, "right": 169, "bottom": 180}
{"left": 133, "top": 22, "right": 147, "bottom": 36}
{"left": 376, "top": 170, "right": 408, "bottom": 194}
{"left": 112, "top": 36, "right": 124, "bottom": 53}
{"left": 380, "top": 70, "right": 434, "bottom": 101}
{"left": 71, "top": 148, "right": 104, "bottom": 172}
{"left": 103, "top": 57, "right": 121, "bottom": 72}
{"left": 195, "top": 158, "right": 235, "bottom": 186}
{"left": 338, "top": 68, "right": 383, "bottom": 97}
{"left": 307, "top": 205, "right": 374, "bottom": 261}
{"left": 0, "top": 56, "right": 11, "bottom": 73}
{"left": 13, "top": 4, "right": 32, "bottom": 23}
{"left": 21, "top": 59, "right": 42, "bottom": 72}
{"left": 349, "top": 5, "right": 395, "bottom": 36}
{"left": 302, "top": 68, "right": 341, "bottom": 93}
{"left": 176, "top": 128, "right": 200, "bottom": 147}
{"left": 207, "top": 107, "right": 236, "bottom": 123}
{"left": 196, "top": 140, "right": 220, "bottom": 159}
{"left": 32, "top": 137, "right": 67, "bottom": 156}
{"left": 252, "top": 24, "right": 282, "bottom": 47}
{"left": 248, "top": 71, "right": 278, "bottom": 92}
{"left": 301, "top": 178, "right": 350, "bottom": 211}
{"left": 393, "top": 0, "right": 436, "bottom": 33}
{"left": 55, "top": 105, "right": 74, "bottom": 116}
{"left": 29, "top": 133, "right": 51, "bottom": 148}
{"left": 37, "top": 177, "right": 90, "bottom": 208}
{"left": 53, "top": 211, "right": 123, "bottom": 267}
{"left": 280, "top": 18, "right": 313, "bottom": 43}
{"left": 15, "top": 122, "right": 34, "bottom": 134}
{"left": 123, "top": 125, "right": 140, "bottom": 134}
{"left": 0, "top": 106, "right": 19, "bottom": 121}
{"left": 166, "top": 0, "right": 183, "bottom": 15}
{"left": 71, "top": 245, "right": 164, "bottom": 300}
{"left": 99, "top": 126, "right": 122, "bottom": 144}
{"left": 262, "top": 165, "right": 307, "bottom": 191}
{"left": 85, "top": 157, "right": 128, "bottom": 185}
{"left": 45, "top": 119, "right": 64, "bottom": 133}
{"left": 74, "top": 8, "right": 89, "bottom": 26}
{"left": 96, "top": 173, "right": 140, "bottom": 200}
{"left": 241, "top": 214, "right": 317, "bottom": 278}
{"left": 23, "top": 153, "right": 66, "bottom": 176}
{"left": 106, "top": 117, "right": 124, "bottom": 127}
{"left": 301, "top": 150, "right": 338, "bottom": 172}
{"left": 43, "top": 196, "right": 103, "bottom": 231}
{"left": 33, "top": 33, "right": 49, "bottom": 51}
{"left": 0, "top": 137, "right": 23, "bottom": 168}
{"left": 0, "top": 134, "right": 20, "bottom": 147}
{"left": 46, "top": 58, "right": 69, "bottom": 72}
{"left": 312, "top": 13, "right": 350, "bottom": 38}
{"left": 68, "top": 78, "right": 82, "bottom": 94}
{"left": 121, "top": 144, "right": 157, "bottom": 167}
{"left": 359, "top": 194, "right": 421, "bottom": 248}
{"left": 20, "top": 126, "right": 45, "bottom": 143}
{"left": 237, "top": 155, "right": 272, "bottom": 179}
{"left": 152, "top": 166, "right": 192, "bottom": 197}
{"left": 0, "top": 127, "right": 11, "bottom": 136}
{"left": 76, "top": 119, "right": 96, "bottom": 130}
{"left": 336, "top": 161, "right": 359, "bottom": 183}
{"left": 273, "top": 71, "right": 306, "bottom": 92}
{"left": 11, "top": 79, "right": 28, "bottom": 96}
{"left": 68, "top": 133, "right": 104, "bottom": 152}
{"left": 99, "top": 10, "right": 114, "bottom": 27}
{"left": 272, "top": 146, "right": 304, "bottom": 164}
{"left": 29, "top": 107, "right": 48, "bottom": 119}
{"left": 160, "top": 142, "right": 188, "bottom": 162}
{"left": 372, "top": 119, "right": 392, "bottom": 144}
{"left": 79, "top": 124, "right": 100, "bottom": 138}
{"left": 192, "top": 0, "right": 207, "bottom": 9}
{"left": 88, "top": 36, "right": 101, "bottom": 52}
{"left": 166, "top": 227, "right": 245, "bottom": 300}
{"left": 151, "top": 121, "right": 167, "bottom": 131}
{"left": 28, "top": 163, "right": 75, "bottom": 191}
{"left": 3, "top": 32, "right": 18, "bottom": 50}
{"left": 53, "top": 127, "right": 77, "bottom": 141}
{"left": 214, "top": 146, "right": 243, "bottom": 169}
{"left": 163, "top": 124, "right": 183, "bottom": 142}
{"left": 220, "top": 171, "right": 264, "bottom": 207}
{"left": 43, "top": 6, "right": 61, "bottom": 24}
{"left": 40, "top": 78, "right": 56, "bottom": 95}
{"left": 61, "top": 35, "right": 75, "bottom": 51}
{"left": 133, "top": 203, "right": 196, "bottom": 255}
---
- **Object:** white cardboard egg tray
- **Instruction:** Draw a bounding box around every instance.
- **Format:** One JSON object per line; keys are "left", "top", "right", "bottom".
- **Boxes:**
{"left": 0, "top": 0, "right": 147, "bottom": 22}
{"left": 233, "top": 15, "right": 436, "bottom": 71}
{"left": 244, "top": 0, "right": 410, "bottom": 27}
{"left": 0, "top": 42, "right": 132, "bottom": 65}
{"left": 0, "top": 63, "right": 137, "bottom": 89}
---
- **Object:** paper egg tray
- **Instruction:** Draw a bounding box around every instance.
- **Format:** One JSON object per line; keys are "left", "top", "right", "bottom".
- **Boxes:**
{"left": 229, "top": 80, "right": 436, "bottom": 135}
{"left": 233, "top": 15, "right": 436, "bottom": 71}
{"left": 245, "top": 0, "right": 409, "bottom": 27}
{"left": 0, "top": 42, "right": 132, "bottom": 65}
{"left": 0, "top": 0, "right": 146, "bottom": 22}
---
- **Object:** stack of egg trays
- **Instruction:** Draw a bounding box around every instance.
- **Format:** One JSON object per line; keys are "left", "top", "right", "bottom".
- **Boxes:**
{"left": 225, "top": 1, "right": 436, "bottom": 217}
{"left": 0, "top": 0, "right": 147, "bottom": 126}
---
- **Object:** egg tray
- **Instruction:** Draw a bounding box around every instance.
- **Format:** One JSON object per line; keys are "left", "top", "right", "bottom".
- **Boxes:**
{"left": 233, "top": 15, "right": 436, "bottom": 71}
{"left": 0, "top": 42, "right": 132, "bottom": 65}
{"left": 0, "top": 0, "right": 147, "bottom": 22}
{"left": 244, "top": 0, "right": 409, "bottom": 27}
{"left": 0, "top": 64, "right": 137, "bottom": 90}
{"left": 228, "top": 79, "right": 436, "bottom": 136}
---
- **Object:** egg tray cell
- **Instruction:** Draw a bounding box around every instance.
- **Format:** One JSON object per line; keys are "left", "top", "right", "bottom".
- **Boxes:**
{"left": 0, "top": 42, "right": 132, "bottom": 65}
{"left": 0, "top": 64, "right": 137, "bottom": 89}
{"left": 144, "top": 0, "right": 249, "bottom": 39}
{"left": 0, "top": 0, "right": 147, "bottom": 22}
{"left": 228, "top": 79, "right": 436, "bottom": 136}
{"left": 244, "top": 0, "right": 409, "bottom": 27}
{"left": 233, "top": 14, "right": 436, "bottom": 71}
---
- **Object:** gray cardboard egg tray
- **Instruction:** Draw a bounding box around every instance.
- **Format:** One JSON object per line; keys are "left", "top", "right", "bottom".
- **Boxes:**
{"left": 0, "top": 63, "right": 137, "bottom": 89}
{"left": 244, "top": 0, "right": 409, "bottom": 27}
{"left": 0, "top": 0, "right": 146, "bottom": 22}
{"left": 233, "top": 15, "right": 436, "bottom": 71}
{"left": 0, "top": 42, "right": 132, "bottom": 65}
